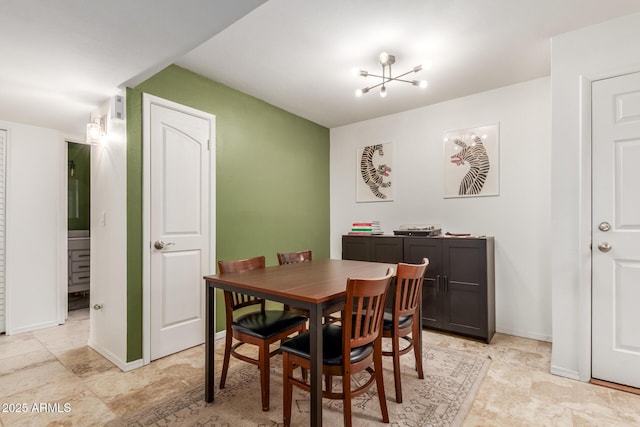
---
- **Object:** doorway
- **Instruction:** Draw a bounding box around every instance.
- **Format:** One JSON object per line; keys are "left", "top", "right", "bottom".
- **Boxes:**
{"left": 67, "top": 141, "right": 91, "bottom": 312}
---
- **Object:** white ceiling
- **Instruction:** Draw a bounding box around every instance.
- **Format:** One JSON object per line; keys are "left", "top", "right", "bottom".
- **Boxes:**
{"left": 2, "top": 0, "right": 640, "bottom": 137}
{"left": 0, "top": 0, "right": 266, "bottom": 138}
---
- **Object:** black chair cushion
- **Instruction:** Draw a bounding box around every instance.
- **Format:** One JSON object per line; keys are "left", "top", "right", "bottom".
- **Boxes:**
{"left": 280, "top": 324, "right": 373, "bottom": 366}
{"left": 233, "top": 310, "right": 307, "bottom": 339}
{"left": 382, "top": 309, "right": 413, "bottom": 330}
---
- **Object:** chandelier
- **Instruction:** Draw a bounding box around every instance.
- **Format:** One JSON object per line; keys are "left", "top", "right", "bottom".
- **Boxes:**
{"left": 354, "top": 52, "right": 429, "bottom": 98}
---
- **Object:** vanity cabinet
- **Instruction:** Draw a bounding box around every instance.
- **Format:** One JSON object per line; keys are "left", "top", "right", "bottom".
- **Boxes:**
{"left": 68, "top": 232, "right": 90, "bottom": 293}
{"left": 342, "top": 235, "right": 495, "bottom": 343}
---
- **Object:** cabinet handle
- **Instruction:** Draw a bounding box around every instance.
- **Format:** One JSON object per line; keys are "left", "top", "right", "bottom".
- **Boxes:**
{"left": 444, "top": 276, "right": 448, "bottom": 293}
{"left": 437, "top": 275, "right": 441, "bottom": 294}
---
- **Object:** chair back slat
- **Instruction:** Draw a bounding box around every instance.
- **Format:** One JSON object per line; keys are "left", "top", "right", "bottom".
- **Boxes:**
{"left": 344, "top": 269, "right": 394, "bottom": 350}
{"left": 277, "top": 250, "right": 312, "bottom": 265}
{"left": 394, "top": 258, "right": 429, "bottom": 317}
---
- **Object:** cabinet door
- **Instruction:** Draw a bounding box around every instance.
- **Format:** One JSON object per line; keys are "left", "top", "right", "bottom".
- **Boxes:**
{"left": 342, "top": 236, "right": 372, "bottom": 261}
{"left": 371, "top": 238, "right": 403, "bottom": 263}
{"left": 404, "top": 237, "right": 443, "bottom": 329}
{"left": 442, "top": 239, "right": 488, "bottom": 339}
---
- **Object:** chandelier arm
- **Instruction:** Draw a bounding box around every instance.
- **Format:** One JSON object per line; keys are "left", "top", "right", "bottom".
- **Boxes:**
{"left": 393, "top": 68, "right": 420, "bottom": 80}
{"left": 388, "top": 77, "right": 417, "bottom": 84}
{"left": 363, "top": 73, "right": 385, "bottom": 79}
{"left": 365, "top": 81, "right": 385, "bottom": 91}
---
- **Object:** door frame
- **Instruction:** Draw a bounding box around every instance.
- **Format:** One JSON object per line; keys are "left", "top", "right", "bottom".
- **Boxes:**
{"left": 577, "top": 67, "right": 640, "bottom": 382}
{"left": 142, "top": 94, "right": 216, "bottom": 365}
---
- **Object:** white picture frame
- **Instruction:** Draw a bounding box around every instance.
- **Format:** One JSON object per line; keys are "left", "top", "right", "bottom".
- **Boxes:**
{"left": 443, "top": 123, "right": 499, "bottom": 198}
{"left": 356, "top": 142, "right": 393, "bottom": 202}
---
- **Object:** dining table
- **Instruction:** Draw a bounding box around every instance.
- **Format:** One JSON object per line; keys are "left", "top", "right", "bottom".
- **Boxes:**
{"left": 203, "top": 258, "right": 395, "bottom": 427}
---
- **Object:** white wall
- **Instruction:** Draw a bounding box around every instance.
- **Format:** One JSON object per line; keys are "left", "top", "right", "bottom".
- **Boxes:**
{"left": 1, "top": 119, "right": 66, "bottom": 334}
{"left": 331, "top": 77, "right": 552, "bottom": 341}
{"left": 550, "top": 13, "right": 640, "bottom": 381}
{"left": 88, "top": 94, "right": 131, "bottom": 370}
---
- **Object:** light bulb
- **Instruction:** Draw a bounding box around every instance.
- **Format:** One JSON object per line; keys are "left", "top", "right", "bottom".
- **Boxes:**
{"left": 355, "top": 89, "right": 363, "bottom": 97}
{"left": 380, "top": 86, "right": 387, "bottom": 98}
{"left": 419, "top": 80, "right": 428, "bottom": 88}
{"left": 379, "top": 51, "right": 389, "bottom": 65}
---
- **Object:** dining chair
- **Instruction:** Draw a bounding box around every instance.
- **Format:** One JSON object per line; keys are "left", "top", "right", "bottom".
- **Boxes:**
{"left": 382, "top": 258, "right": 429, "bottom": 403}
{"left": 218, "top": 255, "right": 308, "bottom": 411}
{"left": 276, "top": 249, "right": 313, "bottom": 265}
{"left": 276, "top": 250, "right": 342, "bottom": 323}
{"left": 281, "top": 269, "right": 394, "bottom": 427}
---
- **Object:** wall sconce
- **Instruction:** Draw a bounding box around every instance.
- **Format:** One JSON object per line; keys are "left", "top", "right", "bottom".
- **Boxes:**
{"left": 86, "top": 116, "right": 106, "bottom": 144}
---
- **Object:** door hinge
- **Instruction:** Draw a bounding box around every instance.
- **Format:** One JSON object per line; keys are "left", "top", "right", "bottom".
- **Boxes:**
{"left": 207, "top": 139, "right": 211, "bottom": 150}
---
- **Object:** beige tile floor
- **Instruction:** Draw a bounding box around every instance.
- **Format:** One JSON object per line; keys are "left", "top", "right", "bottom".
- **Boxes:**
{"left": 1, "top": 309, "right": 639, "bottom": 426}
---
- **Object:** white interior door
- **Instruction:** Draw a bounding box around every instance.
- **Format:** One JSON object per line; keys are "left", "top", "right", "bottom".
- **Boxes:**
{"left": 592, "top": 71, "right": 640, "bottom": 388}
{"left": 148, "top": 100, "right": 212, "bottom": 361}
{"left": 0, "top": 129, "right": 5, "bottom": 334}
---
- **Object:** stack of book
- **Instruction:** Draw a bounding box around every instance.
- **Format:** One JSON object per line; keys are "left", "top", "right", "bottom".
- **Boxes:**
{"left": 348, "top": 221, "right": 383, "bottom": 235}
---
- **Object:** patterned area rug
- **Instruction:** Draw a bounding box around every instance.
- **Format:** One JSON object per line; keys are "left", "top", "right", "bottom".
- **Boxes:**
{"left": 107, "top": 336, "right": 490, "bottom": 426}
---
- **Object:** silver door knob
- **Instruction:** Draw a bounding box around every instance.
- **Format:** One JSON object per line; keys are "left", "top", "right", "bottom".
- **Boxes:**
{"left": 93, "top": 304, "right": 103, "bottom": 310}
{"left": 154, "top": 240, "right": 175, "bottom": 250}
{"left": 598, "top": 222, "right": 611, "bottom": 232}
{"left": 598, "top": 242, "right": 612, "bottom": 252}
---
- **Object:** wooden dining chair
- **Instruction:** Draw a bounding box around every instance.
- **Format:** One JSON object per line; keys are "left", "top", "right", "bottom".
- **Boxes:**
{"left": 276, "top": 250, "right": 341, "bottom": 323}
{"left": 382, "top": 258, "right": 429, "bottom": 403}
{"left": 218, "top": 255, "right": 308, "bottom": 411}
{"left": 276, "top": 249, "right": 312, "bottom": 265}
{"left": 281, "top": 269, "right": 394, "bottom": 427}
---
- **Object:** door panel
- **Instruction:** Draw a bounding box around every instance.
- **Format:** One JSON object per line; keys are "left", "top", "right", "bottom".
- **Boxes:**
{"left": 161, "top": 251, "right": 202, "bottom": 326}
{"left": 443, "top": 240, "right": 487, "bottom": 337}
{"left": 150, "top": 103, "right": 211, "bottom": 360}
{"left": 342, "top": 236, "right": 371, "bottom": 261}
{"left": 592, "top": 72, "right": 640, "bottom": 388}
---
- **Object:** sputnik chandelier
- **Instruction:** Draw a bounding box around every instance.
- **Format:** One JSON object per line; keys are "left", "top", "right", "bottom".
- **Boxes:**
{"left": 354, "top": 52, "right": 429, "bottom": 98}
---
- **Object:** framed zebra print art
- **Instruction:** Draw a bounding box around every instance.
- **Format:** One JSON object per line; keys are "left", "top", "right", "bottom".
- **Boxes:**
{"left": 443, "top": 123, "right": 499, "bottom": 198}
{"left": 356, "top": 142, "right": 393, "bottom": 202}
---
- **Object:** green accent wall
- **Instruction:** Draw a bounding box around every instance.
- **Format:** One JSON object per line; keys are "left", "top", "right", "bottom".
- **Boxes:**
{"left": 126, "top": 65, "right": 330, "bottom": 362}
{"left": 67, "top": 142, "right": 91, "bottom": 230}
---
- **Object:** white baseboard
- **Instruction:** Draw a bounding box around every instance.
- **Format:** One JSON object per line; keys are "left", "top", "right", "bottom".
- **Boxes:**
{"left": 550, "top": 365, "right": 582, "bottom": 381}
{"left": 88, "top": 340, "right": 143, "bottom": 372}
{"left": 8, "top": 319, "right": 60, "bottom": 335}
{"left": 495, "top": 327, "right": 552, "bottom": 343}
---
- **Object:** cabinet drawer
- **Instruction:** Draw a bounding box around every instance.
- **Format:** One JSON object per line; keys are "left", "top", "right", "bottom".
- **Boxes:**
{"left": 71, "top": 250, "right": 90, "bottom": 261}
{"left": 71, "top": 261, "right": 90, "bottom": 273}
{"left": 71, "top": 272, "right": 90, "bottom": 284}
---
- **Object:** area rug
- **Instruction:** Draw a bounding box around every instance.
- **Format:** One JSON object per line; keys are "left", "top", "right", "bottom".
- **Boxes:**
{"left": 107, "top": 335, "right": 490, "bottom": 426}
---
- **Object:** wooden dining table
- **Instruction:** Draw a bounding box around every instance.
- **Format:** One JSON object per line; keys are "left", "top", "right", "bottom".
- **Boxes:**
{"left": 203, "top": 258, "right": 394, "bottom": 427}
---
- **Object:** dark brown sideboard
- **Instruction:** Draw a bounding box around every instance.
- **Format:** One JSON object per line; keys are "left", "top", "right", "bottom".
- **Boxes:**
{"left": 342, "top": 235, "right": 495, "bottom": 343}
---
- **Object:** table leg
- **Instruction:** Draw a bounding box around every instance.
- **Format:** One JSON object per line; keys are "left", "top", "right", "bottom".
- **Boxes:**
{"left": 309, "top": 304, "right": 323, "bottom": 427}
{"left": 205, "top": 283, "right": 215, "bottom": 403}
